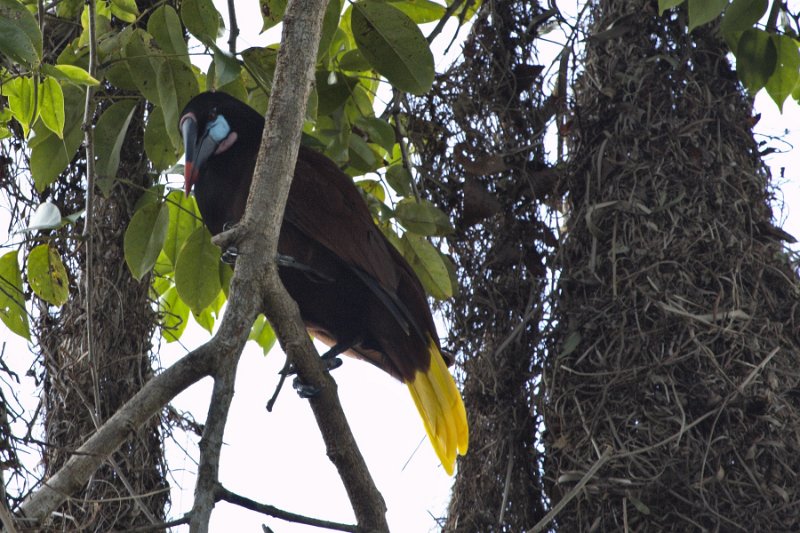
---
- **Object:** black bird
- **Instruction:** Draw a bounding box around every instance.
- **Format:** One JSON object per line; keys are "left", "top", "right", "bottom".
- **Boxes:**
{"left": 179, "top": 91, "right": 468, "bottom": 474}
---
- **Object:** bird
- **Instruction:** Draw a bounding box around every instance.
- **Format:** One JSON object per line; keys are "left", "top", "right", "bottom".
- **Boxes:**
{"left": 178, "top": 91, "right": 468, "bottom": 474}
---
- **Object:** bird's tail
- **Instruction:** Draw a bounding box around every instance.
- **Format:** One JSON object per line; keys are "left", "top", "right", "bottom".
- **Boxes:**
{"left": 406, "top": 337, "right": 469, "bottom": 475}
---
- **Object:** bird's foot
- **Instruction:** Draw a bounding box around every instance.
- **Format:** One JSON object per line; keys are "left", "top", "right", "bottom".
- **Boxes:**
{"left": 221, "top": 246, "right": 238, "bottom": 264}
{"left": 292, "top": 377, "right": 320, "bottom": 398}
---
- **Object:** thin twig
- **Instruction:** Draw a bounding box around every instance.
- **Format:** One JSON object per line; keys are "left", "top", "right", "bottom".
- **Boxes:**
{"left": 81, "top": 0, "right": 101, "bottom": 420}
{"left": 226, "top": 0, "right": 239, "bottom": 55}
{"left": 216, "top": 485, "right": 359, "bottom": 532}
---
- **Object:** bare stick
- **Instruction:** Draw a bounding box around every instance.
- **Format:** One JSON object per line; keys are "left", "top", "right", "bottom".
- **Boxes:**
{"left": 216, "top": 485, "right": 358, "bottom": 532}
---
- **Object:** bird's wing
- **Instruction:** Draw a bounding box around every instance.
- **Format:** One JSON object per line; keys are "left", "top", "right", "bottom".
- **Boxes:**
{"left": 285, "top": 146, "right": 401, "bottom": 292}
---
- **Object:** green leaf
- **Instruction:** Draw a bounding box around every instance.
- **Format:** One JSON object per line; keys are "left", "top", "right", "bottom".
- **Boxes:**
{"left": 159, "top": 285, "right": 190, "bottom": 342}
{"left": 395, "top": 198, "right": 453, "bottom": 236}
{"left": 193, "top": 289, "right": 225, "bottom": 333}
{"left": 242, "top": 46, "right": 278, "bottom": 92}
{"left": 56, "top": 0, "right": 82, "bottom": 20}
{"left": 249, "top": 314, "right": 277, "bottom": 355}
{"left": 356, "top": 179, "right": 385, "bottom": 202}
{"left": 338, "top": 49, "right": 372, "bottom": 72}
{"left": 37, "top": 77, "right": 65, "bottom": 138}
{"left": 658, "top": 0, "right": 685, "bottom": 15}
{"left": 736, "top": 28, "right": 777, "bottom": 93}
{"left": 721, "top": 0, "right": 768, "bottom": 34}
{"left": 400, "top": 234, "right": 452, "bottom": 299}
{"left": 134, "top": 184, "right": 166, "bottom": 212}
{"left": 174, "top": 226, "right": 222, "bottom": 315}
{"left": 319, "top": 0, "right": 343, "bottom": 58}
{"left": 29, "top": 85, "right": 85, "bottom": 191}
{"left": 0, "top": 0, "right": 42, "bottom": 67}
{"left": 110, "top": 0, "right": 139, "bottom": 22}
{"left": 260, "top": 0, "right": 287, "bottom": 31}
{"left": 0, "top": 250, "right": 30, "bottom": 340}
{"left": 348, "top": 135, "right": 378, "bottom": 171}
{"left": 687, "top": 0, "right": 727, "bottom": 32}
{"left": 145, "top": 106, "right": 181, "bottom": 171}
{"left": 157, "top": 58, "right": 200, "bottom": 149}
{"left": 163, "top": 190, "right": 203, "bottom": 266}
{"left": 148, "top": 5, "right": 189, "bottom": 61}
{"left": 43, "top": 64, "right": 100, "bottom": 86}
{"left": 351, "top": 0, "right": 435, "bottom": 95}
{"left": 3, "top": 76, "right": 36, "bottom": 138}
{"left": 211, "top": 44, "right": 242, "bottom": 89}
{"left": 181, "top": 0, "right": 220, "bottom": 45}
{"left": 388, "top": 0, "right": 446, "bottom": 23}
{"left": 125, "top": 202, "right": 170, "bottom": 280}
{"left": 316, "top": 71, "right": 357, "bottom": 115}
{"left": 356, "top": 116, "right": 395, "bottom": 152}
{"left": 765, "top": 35, "right": 800, "bottom": 111}
{"left": 27, "top": 244, "right": 69, "bottom": 306}
{"left": 95, "top": 100, "right": 137, "bottom": 179}
{"left": 124, "top": 29, "right": 162, "bottom": 103}
{"left": 386, "top": 164, "right": 413, "bottom": 196}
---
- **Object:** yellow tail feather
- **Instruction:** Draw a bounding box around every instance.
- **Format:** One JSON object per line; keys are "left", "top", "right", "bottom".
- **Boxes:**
{"left": 406, "top": 337, "right": 469, "bottom": 475}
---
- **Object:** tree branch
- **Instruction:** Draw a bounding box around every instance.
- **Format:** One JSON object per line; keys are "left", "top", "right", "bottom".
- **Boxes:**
{"left": 211, "top": 0, "right": 389, "bottom": 529}
{"left": 215, "top": 485, "right": 359, "bottom": 532}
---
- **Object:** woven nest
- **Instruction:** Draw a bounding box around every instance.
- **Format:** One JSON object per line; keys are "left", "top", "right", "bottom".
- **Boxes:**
{"left": 543, "top": 1, "right": 800, "bottom": 531}
{"left": 407, "top": 1, "right": 560, "bottom": 529}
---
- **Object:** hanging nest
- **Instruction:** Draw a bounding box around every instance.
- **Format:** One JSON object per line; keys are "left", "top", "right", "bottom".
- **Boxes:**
{"left": 407, "top": 1, "right": 561, "bottom": 529}
{"left": 544, "top": 1, "right": 800, "bottom": 531}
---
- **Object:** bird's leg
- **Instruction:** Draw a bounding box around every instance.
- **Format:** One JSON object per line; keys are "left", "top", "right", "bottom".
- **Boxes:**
{"left": 276, "top": 253, "right": 334, "bottom": 283}
{"left": 220, "top": 222, "right": 238, "bottom": 264}
{"left": 289, "top": 336, "right": 360, "bottom": 398}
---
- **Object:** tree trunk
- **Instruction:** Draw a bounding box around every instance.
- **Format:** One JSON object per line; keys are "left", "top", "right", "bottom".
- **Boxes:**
{"left": 544, "top": 1, "right": 800, "bottom": 530}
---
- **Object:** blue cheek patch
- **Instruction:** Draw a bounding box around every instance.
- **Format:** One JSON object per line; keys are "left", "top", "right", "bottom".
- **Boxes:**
{"left": 206, "top": 115, "right": 232, "bottom": 143}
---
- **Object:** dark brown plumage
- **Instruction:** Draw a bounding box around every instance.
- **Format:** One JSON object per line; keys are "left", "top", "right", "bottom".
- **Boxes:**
{"left": 179, "top": 91, "right": 467, "bottom": 473}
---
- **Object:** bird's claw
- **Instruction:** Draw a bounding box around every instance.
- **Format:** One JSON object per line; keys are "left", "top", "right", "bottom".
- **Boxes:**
{"left": 221, "top": 246, "right": 238, "bottom": 264}
{"left": 292, "top": 377, "right": 320, "bottom": 398}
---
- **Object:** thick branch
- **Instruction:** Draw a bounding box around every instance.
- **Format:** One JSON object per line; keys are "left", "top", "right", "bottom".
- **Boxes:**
{"left": 18, "top": 342, "right": 218, "bottom": 522}
{"left": 212, "top": 0, "right": 389, "bottom": 529}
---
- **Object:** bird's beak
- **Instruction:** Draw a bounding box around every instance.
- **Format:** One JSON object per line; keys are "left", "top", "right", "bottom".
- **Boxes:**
{"left": 180, "top": 114, "right": 201, "bottom": 196}
{"left": 180, "top": 113, "right": 236, "bottom": 197}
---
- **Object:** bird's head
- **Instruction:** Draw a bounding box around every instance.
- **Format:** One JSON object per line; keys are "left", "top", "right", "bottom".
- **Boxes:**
{"left": 179, "top": 92, "right": 243, "bottom": 196}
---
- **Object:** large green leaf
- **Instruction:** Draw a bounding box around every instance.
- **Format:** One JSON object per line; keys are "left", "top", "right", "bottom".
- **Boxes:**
{"left": 144, "top": 106, "right": 181, "bottom": 171}
{"left": 181, "top": 0, "right": 221, "bottom": 46}
{"left": 242, "top": 46, "right": 279, "bottom": 91}
{"left": 0, "top": 0, "right": 42, "bottom": 67}
{"left": 351, "top": 0, "right": 434, "bottom": 95}
{"left": 0, "top": 250, "right": 30, "bottom": 340}
{"left": 124, "top": 201, "right": 170, "bottom": 280}
{"left": 110, "top": 0, "right": 139, "bottom": 23}
{"left": 42, "top": 64, "right": 100, "bottom": 86}
{"left": 395, "top": 198, "right": 454, "bottom": 236}
{"left": 3, "top": 76, "right": 36, "bottom": 138}
{"left": 385, "top": 164, "right": 413, "bottom": 196}
{"left": 316, "top": 71, "right": 358, "bottom": 115}
{"left": 765, "top": 35, "right": 800, "bottom": 111}
{"left": 318, "top": 0, "right": 343, "bottom": 58}
{"left": 95, "top": 100, "right": 137, "bottom": 179}
{"left": 400, "top": 233, "right": 452, "bottom": 300}
{"left": 163, "top": 190, "right": 203, "bottom": 266}
{"left": 720, "top": 0, "right": 768, "bottom": 34}
{"left": 27, "top": 244, "right": 69, "bottom": 306}
{"left": 37, "top": 77, "right": 65, "bottom": 138}
{"left": 157, "top": 58, "right": 200, "bottom": 148}
{"left": 687, "top": 0, "right": 727, "bottom": 32}
{"left": 260, "top": 0, "right": 287, "bottom": 31}
{"left": 736, "top": 28, "right": 777, "bottom": 93}
{"left": 210, "top": 44, "right": 242, "bottom": 89}
{"left": 159, "top": 285, "right": 190, "bottom": 342}
{"left": 148, "top": 5, "right": 189, "bottom": 62}
{"left": 388, "top": 0, "right": 446, "bottom": 23}
{"left": 249, "top": 314, "right": 277, "bottom": 355}
{"left": 174, "top": 226, "right": 222, "bottom": 315}
{"left": 124, "top": 29, "right": 162, "bottom": 103}
{"left": 355, "top": 116, "right": 395, "bottom": 152}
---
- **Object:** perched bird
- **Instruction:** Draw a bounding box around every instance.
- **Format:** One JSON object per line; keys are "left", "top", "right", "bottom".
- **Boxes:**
{"left": 179, "top": 91, "right": 468, "bottom": 474}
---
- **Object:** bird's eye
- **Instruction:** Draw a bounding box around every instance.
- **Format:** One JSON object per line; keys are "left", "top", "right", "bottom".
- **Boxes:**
{"left": 208, "top": 108, "right": 218, "bottom": 120}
